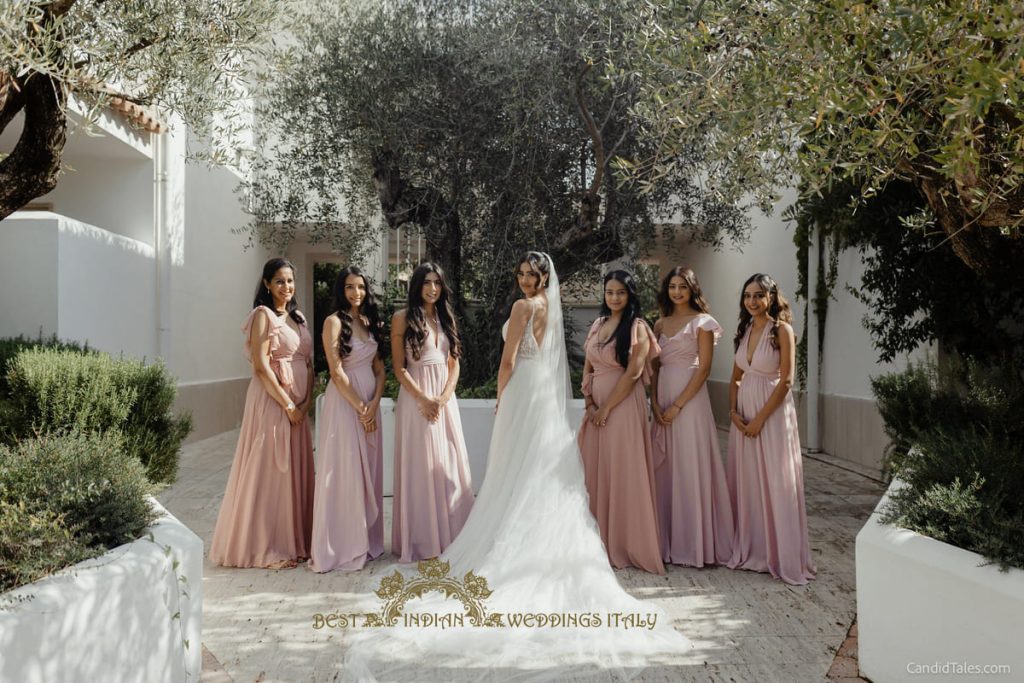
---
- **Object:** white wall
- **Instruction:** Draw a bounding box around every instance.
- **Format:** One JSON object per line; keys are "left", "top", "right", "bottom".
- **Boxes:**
{"left": 819, "top": 246, "right": 921, "bottom": 398}
{"left": 166, "top": 132, "right": 272, "bottom": 386}
{"left": 0, "top": 215, "right": 59, "bottom": 340}
{"left": 663, "top": 196, "right": 807, "bottom": 387}
{"left": 39, "top": 156, "right": 154, "bottom": 245}
{"left": 0, "top": 213, "right": 156, "bottom": 360}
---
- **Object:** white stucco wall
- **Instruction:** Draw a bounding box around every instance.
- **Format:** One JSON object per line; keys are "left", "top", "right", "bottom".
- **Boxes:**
{"left": 166, "top": 132, "right": 272, "bottom": 386}
{"left": 0, "top": 213, "right": 157, "bottom": 360}
{"left": 38, "top": 156, "right": 155, "bottom": 245}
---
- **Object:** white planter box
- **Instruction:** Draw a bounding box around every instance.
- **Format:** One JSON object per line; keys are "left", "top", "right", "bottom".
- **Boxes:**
{"left": 856, "top": 480, "right": 1024, "bottom": 682}
{"left": 0, "top": 499, "right": 203, "bottom": 683}
{"left": 316, "top": 396, "right": 585, "bottom": 495}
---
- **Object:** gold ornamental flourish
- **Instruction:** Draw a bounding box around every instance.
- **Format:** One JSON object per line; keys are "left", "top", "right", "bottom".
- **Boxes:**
{"left": 363, "top": 558, "right": 503, "bottom": 628}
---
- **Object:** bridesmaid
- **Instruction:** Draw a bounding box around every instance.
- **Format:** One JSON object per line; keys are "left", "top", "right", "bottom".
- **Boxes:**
{"left": 309, "top": 266, "right": 386, "bottom": 572}
{"left": 578, "top": 270, "right": 664, "bottom": 575}
{"left": 651, "top": 266, "right": 735, "bottom": 567}
{"left": 390, "top": 262, "right": 475, "bottom": 562}
{"left": 210, "top": 257, "right": 315, "bottom": 569}
{"left": 726, "top": 273, "right": 816, "bottom": 585}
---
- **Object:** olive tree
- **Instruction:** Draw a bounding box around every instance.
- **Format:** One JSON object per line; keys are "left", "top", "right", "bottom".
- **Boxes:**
{"left": 0, "top": 0, "right": 277, "bottom": 220}
{"left": 623, "top": 0, "right": 1024, "bottom": 274}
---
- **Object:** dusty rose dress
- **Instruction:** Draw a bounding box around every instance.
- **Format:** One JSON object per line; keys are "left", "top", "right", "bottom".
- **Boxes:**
{"left": 392, "top": 325, "right": 474, "bottom": 562}
{"left": 209, "top": 306, "right": 315, "bottom": 568}
{"left": 652, "top": 314, "right": 735, "bottom": 567}
{"left": 577, "top": 318, "right": 664, "bottom": 575}
{"left": 727, "top": 323, "right": 816, "bottom": 585}
{"left": 309, "top": 334, "right": 384, "bottom": 572}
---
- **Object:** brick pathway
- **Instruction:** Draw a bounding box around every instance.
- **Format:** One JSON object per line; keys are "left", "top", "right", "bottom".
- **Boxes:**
{"left": 158, "top": 429, "right": 883, "bottom": 682}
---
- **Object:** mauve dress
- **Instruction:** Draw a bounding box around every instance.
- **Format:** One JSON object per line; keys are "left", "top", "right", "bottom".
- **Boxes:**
{"left": 577, "top": 318, "right": 664, "bottom": 575}
{"left": 209, "top": 306, "right": 315, "bottom": 568}
{"left": 391, "top": 324, "right": 475, "bottom": 562}
{"left": 309, "top": 333, "right": 384, "bottom": 572}
{"left": 652, "top": 313, "right": 736, "bottom": 567}
{"left": 726, "top": 322, "right": 816, "bottom": 585}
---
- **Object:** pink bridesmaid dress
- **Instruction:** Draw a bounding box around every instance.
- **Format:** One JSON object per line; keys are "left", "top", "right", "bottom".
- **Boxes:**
{"left": 391, "top": 326, "right": 475, "bottom": 562}
{"left": 210, "top": 306, "right": 315, "bottom": 567}
{"left": 577, "top": 318, "right": 665, "bottom": 575}
{"left": 652, "top": 314, "right": 735, "bottom": 567}
{"left": 727, "top": 323, "right": 816, "bottom": 585}
{"left": 309, "top": 334, "right": 384, "bottom": 572}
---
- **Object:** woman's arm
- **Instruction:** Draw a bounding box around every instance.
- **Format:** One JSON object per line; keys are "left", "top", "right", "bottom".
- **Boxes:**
{"left": 391, "top": 310, "right": 440, "bottom": 421}
{"left": 661, "top": 328, "right": 715, "bottom": 423}
{"left": 744, "top": 322, "right": 795, "bottom": 437}
{"left": 440, "top": 356, "right": 460, "bottom": 405}
{"left": 592, "top": 323, "right": 649, "bottom": 426}
{"left": 496, "top": 299, "right": 531, "bottom": 405}
{"left": 650, "top": 318, "right": 665, "bottom": 424}
{"left": 729, "top": 361, "right": 747, "bottom": 430}
{"left": 248, "top": 310, "right": 301, "bottom": 424}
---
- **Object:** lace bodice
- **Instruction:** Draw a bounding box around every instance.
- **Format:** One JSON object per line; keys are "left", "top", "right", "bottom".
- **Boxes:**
{"left": 501, "top": 305, "right": 541, "bottom": 359}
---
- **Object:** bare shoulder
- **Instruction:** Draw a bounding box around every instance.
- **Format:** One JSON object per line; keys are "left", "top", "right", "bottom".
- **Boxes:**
{"left": 510, "top": 298, "right": 534, "bottom": 319}
{"left": 392, "top": 308, "right": 407, "bottom": 325}
{"left": 653, "top": 317, "right": 665, "bottom": 335}
{"left": 323, "top": 313, "right": 341, "bottom": 330}
{"left": 776, "top": 321, "right": 795, "bottom": 340}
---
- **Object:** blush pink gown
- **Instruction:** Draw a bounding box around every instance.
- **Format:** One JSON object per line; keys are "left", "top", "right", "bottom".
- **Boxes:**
{"left": 391, "top": 325, "right": 475, "bottom": 562}
{"left": 210, "top": 306, "right": 315, "bottom": 568}
{"left": 652, "top": 314, "right": 735, "bottom": 567}
{"left": 727, "top": 323, "right": 816, "bottom": 585}
{"left": 309, "top": 335, "right": 384, "bottom": 572}
{"left": 577, "top": 318, "right": 664, "bottom": 575}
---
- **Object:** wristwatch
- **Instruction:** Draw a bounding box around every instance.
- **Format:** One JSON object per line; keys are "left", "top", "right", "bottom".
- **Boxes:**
{"left": 286, "top": 401, "right": 296, "bottom": 412}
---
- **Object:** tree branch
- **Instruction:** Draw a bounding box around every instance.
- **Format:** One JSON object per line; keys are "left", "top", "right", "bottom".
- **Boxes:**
{"left": 0, "top": 73, "right": 67, "bottom": 220}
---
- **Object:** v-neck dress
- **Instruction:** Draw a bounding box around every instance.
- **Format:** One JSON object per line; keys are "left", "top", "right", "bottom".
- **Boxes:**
{"left": 309, "top": 330, "right": 384, "bottom": 572}
{"left": 726, "top": 322, "right": 815, "bottom": 585}
{"left": 391, "top": 319, "right": 475, "bottom": 562}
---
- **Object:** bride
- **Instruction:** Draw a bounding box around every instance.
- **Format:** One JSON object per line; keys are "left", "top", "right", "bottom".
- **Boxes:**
{"left": 344, "top": 252, "right": 691, "bottom": 681}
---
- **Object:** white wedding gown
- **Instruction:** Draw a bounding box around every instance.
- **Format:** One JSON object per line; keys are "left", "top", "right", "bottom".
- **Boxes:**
{"left": 343, "top": 257, "right": 691, "bottom": 681}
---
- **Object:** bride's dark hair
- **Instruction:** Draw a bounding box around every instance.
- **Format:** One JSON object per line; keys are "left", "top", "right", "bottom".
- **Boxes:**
{"left": 598, "top": 270, "right": 643, "bottom": 369}
{"left": 515, "top": 251, "right": 550, "bottom": 289}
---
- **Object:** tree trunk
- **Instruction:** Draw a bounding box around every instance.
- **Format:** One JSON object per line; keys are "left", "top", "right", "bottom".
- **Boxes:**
{"left": 0, "top": 73, "right": 67, "bottom": 221}
{"left": 916, "top": 174, "right": 1024, "bottom": 276}
{"left": 371, "top": 150, "right": 464, "bottom": 311}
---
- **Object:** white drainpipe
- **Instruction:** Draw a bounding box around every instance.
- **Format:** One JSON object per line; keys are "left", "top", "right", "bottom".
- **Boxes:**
{"left": 805, "top": 221, "right": 821, "bottom": 453}
{"left": 153, "top": 131, "right": 172, "bottom": 361}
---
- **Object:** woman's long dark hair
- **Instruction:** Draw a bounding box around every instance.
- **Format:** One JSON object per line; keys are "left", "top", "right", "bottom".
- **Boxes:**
{"left": 253, "top": 257, "right": 305, "bottom": 325}
{"left": 598, "top": 270, "right": 643, "bottom": 369}
{"left": 656, "top": 265, "right": 710, "bottom": 317}
{"left": 733, "top": 273, "right": 792, "bottom": 352}
{"left": 332, "top": 266, "right": 384, "bottom": 359}
{"left": 405, "top": 262, "right": 461, "bottom": 360}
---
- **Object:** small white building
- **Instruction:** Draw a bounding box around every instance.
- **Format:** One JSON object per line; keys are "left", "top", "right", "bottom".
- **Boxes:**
{"left": 0, "top": 101, "right": 273, "bottom": 440}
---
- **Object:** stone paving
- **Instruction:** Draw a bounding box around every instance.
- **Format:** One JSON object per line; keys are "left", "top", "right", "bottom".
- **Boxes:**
{"left": 157, "top": 429, "right": 884, "bottom": 682}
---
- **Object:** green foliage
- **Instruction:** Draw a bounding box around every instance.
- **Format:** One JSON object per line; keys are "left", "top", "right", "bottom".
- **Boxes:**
{"left": 790, "top": 180, "right": 1024, "bottom": 368}
{"left": 0, "top": 431, "right": 158, "bottom": 592}
{"left": 872, "top": 358, "right": 1024, "bottom": 570}
{"left": 242, "top": 0, "right": 749, "bottom": 386}
{"left": 0, "top": 502, "right": 95, "bottom": 595}
{"left": 626, "top": 0, "right": 1024, "bottom": 274}
{"left": 4, "top": 348, "right": 192, "bottom": 484}
{"left": 1, "top": 0, "right": 279, "bottom": 167}
{"left": 0, "top": 333, "right": 90, "bottom": 398}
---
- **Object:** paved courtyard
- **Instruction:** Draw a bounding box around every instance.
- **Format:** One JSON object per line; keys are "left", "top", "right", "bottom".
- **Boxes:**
{"left": 158, "top": 428, "right": 883, "bottom": 682}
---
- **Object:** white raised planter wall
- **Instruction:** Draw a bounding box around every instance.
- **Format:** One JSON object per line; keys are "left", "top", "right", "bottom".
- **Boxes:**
{"left": 0, "top": 499, "right": 202, "bottom": 683}
{"left": 856, "top": 481, "right": 1024, "bottom": 682}
{"left": 316, "top": 396, "right": 585, "bottom": 495}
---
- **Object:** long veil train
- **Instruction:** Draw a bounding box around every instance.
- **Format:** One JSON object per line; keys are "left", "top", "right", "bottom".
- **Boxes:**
{"left": 343, "top": 255, "right": 691, "bottom": 681}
